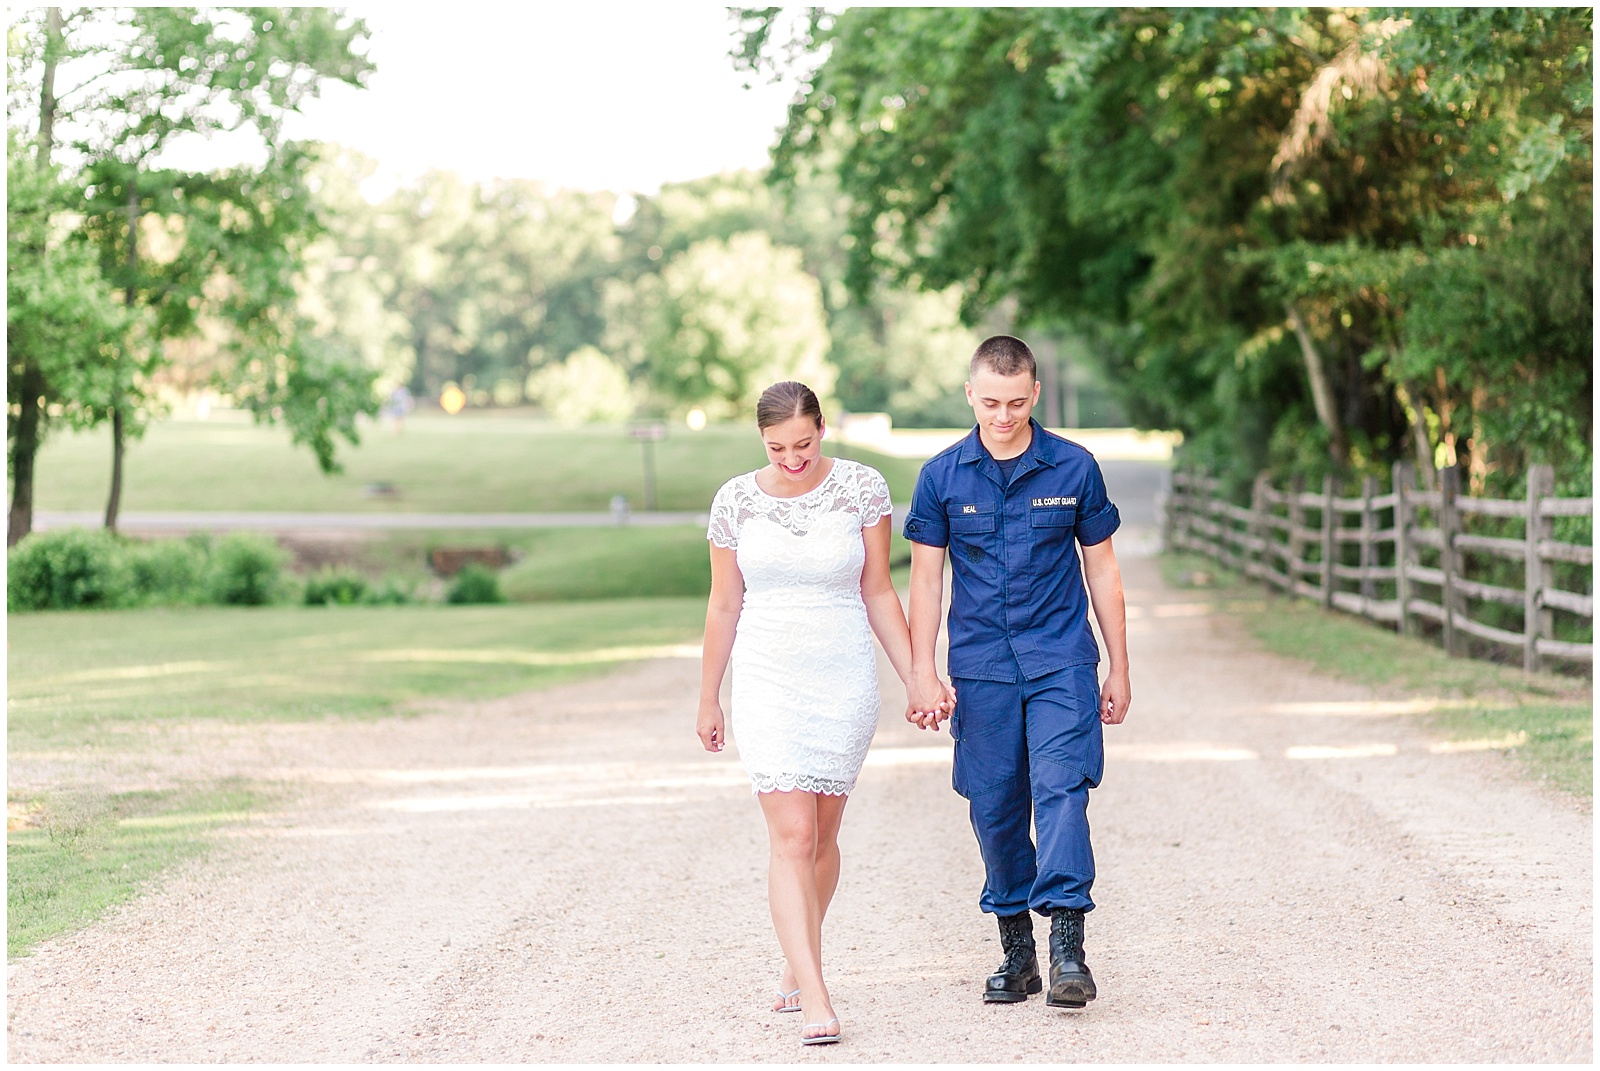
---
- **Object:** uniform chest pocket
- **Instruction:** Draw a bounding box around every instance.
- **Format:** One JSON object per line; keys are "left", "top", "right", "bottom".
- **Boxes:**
{"left": 1030, "top": 507, "right": 1076, "bottom": 546}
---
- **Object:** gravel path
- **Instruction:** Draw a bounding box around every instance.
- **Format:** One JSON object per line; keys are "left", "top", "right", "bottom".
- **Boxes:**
{"left": 7, "top": 546, "right": 1591, "bottom": 1062}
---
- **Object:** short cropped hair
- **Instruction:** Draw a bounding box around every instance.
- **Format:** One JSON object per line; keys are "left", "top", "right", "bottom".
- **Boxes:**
{"left": 755, "top": 380, "right": 823, "bottom": 430}
{"left": 969, "top": 335, "right": 1037, "bottom": 381}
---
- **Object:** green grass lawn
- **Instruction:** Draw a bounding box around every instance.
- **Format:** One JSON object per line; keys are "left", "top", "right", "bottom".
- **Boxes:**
{"left": 8, "top": 600, "right": 707, "bottom": 749}
{"left": 7, "top": 599, "right": 708, "bottom": 957}
{"left": 25, "top": 410, "right": 925, "bottom": 513}
{"left": 408, "top": 523, "right": 911, "bottom": 603}
{"left": 1162, "top": 552, "right": 1593, "bottom": 798}
{"left": 498, "top": 526, "right": 711, "bottom": 600}
{"left": 8, "top": 782, "right": 263, "bottom": 958}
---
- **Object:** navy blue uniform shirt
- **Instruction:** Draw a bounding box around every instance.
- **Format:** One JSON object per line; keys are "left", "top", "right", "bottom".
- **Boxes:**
{"left": 904, "top": 419, "right": 1120, "bottom": 683}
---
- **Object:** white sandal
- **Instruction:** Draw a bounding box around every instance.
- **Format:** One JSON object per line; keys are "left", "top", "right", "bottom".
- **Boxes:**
{"left": 800, "top": 1017, "right": 841, "bottom": 1045}
{"left": 773, "top": 987, "right": 802, "bottom": 1013}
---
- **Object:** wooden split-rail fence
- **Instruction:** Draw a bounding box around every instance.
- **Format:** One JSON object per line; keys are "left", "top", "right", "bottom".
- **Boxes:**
{"left": 1163, "top": 463, "right": 1593, "bottom": 674}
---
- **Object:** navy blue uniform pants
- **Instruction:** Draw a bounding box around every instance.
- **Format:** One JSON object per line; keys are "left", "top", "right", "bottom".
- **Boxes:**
{"left": 950, "top": 662, "right": 1104, "bottom": 916}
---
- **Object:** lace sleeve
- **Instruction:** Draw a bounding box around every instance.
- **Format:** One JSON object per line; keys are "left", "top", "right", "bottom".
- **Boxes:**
{"left": 707, "top": 481, "right": 740, "bottom": 549}
{"left": 860, "top": 465, "right": 894, "bottom": 523}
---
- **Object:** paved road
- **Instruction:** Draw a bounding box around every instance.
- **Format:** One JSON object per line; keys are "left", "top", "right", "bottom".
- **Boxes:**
{"left": 7, "top": 544, "right": 1589, "bottom": 1062}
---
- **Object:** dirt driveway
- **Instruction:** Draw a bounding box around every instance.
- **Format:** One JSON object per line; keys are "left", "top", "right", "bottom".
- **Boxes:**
{"left": 6, "top": 546, "right": 1591, "bottom": 1062}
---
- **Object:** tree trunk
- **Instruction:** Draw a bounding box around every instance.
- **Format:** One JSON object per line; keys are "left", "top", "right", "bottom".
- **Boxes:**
{"left": 8, "top": 365, "right": 47, "bottom": 546}
{"left": 104, "top": 406, "right": 126, "bottom": 532}
{"left": 1285, "top": 300, "right": 1348, "bottom": 467}
{"left": 38, "top": 9, "right": 62, "bottom": 162}
{"left": 106, "top": 182, "right": 138, "bottom": 533}
{"left": 9, "top": 8, "right": 64, "bottom": 546}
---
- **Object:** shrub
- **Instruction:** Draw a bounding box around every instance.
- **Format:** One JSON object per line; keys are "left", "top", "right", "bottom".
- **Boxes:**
{"left": 366, "top": 576, "right": 416, "bottom": 606}
{"left": 208, "top": 533, "right": 287, "bottom": 606}
{"left": 6, "top": 528, "right": 129, "bottom": 611}
{"left": 447, "top": 563, "right": 504, "bottom": 604}
{"left": 303, "top": 568, "right": 371, "bottom": 607}
{"left": 124, "top": 535, "right": 211, "bottom": 606}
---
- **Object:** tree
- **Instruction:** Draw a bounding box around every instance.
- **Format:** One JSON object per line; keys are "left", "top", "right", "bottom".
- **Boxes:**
{"left": 7, "top": 7, "right": 378, "bottom": 534}
{"left": 526, "top": 345, "right": 635, "bottom": 425}
{"left": 6, "top": 134, "right": 133, "bottom": 544}
{"left": 605, "top": 231, "right": 834, "bottom": 419}
{"left": 740, "top": 7, "right": 1592, "bottom": 492}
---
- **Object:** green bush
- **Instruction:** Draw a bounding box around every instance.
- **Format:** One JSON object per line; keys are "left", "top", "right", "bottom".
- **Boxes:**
{"left": 207, "top": 533, "right": 287, "bottom": 606}
{"left": 303, "top": 568, "right": 371, "bottom": 606}
{"left": 366, "top": 576, "right": 416, "bottom": 606}
{"left": 9, "top": 530, "right": 292, "bottom": 610}
{"left": 124, "top": 535, "right": 211, "bottom": 606}
{"left": 447, "top": 563, "right": 504, "bottom": 604}
{"left": 7, "top": 528, "right": 129, "bottom": 611}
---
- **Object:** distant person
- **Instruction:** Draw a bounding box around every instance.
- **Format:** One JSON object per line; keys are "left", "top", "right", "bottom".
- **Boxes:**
{"left": 903, "top": 335, "right": 1131, "bottom": 1011}
{"left": 698, "top": 381, "right": 953, "bottom": 1047}
{"left": 383, "top": 385, "right": 414, "bottom": 432}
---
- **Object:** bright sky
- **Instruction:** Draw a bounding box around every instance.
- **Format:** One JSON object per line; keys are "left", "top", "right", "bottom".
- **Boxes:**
{"left": 159, "top": 4, "right": 802, "bottom": 197}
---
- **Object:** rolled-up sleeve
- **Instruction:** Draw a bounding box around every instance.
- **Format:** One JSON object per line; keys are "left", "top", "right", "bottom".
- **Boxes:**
{"left": 903, "top": 467, "right": 949, "bottom": 547}
{"left": 1074, "top": 460, "right": 1121, "bottom": 546}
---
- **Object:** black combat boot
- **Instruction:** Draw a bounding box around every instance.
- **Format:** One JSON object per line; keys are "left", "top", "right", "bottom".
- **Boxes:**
{"left": 1046, "top": 908, "right": 1097, "bottom": 1009}
{"left": 983, "top": 912, "right": 1042, "bottom": 1003}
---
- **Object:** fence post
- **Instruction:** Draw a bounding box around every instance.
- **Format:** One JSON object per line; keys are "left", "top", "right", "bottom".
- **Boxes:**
{"left": 1393, "top": 461, "right": 1413, "bottom": 636}
{"left": 1524, "top": 463, "right": 1555, "bottom": 674}
{"left": 1249, "top": 472, "right": 1268, "bottom": 581}
{"left": 1319, "top": 475, "right": 1336, "bottom": 610}
{"left": 1440, "top": 466, "right": 1463, "bottom": 657}
{"left": 1160, "top": 470, "right": 1177, "bottom": 552}
{"left": 1359, "top": 474, "right": 1377, "bottom": 616}
{"left": 1288, "top": 475, "right": 1307, "bottom": 596}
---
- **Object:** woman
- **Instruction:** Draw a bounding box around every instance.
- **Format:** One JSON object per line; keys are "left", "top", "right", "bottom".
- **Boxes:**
{"left": 698, "top": 381, "right": 951, "bottom": 1046}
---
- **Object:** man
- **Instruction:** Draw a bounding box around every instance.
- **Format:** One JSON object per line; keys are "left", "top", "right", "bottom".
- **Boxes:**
{"left": 904, "top": 334, "right": 1131, "bottom": 1010}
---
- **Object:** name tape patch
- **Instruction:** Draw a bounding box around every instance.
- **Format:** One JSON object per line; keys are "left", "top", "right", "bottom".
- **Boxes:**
{"left": 1032, "top": 496, "right": 1078, "bottom": 508}
{"left": 961, "top": 504, "right": 978, "bottom": 513}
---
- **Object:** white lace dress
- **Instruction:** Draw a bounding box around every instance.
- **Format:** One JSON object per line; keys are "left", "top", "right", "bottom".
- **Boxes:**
{"left": 707, "top": 458, "right": 895, "bottom": 796}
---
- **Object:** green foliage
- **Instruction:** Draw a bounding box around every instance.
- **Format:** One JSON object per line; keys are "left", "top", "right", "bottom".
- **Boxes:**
{"left": 746, "top": 7, "right": 1593, "bottom": 490}
{"left": 206, "top": 532, "right": 287, "bottom": 606}
{"left": 123, "top": 534, "right": 211, "bottom": 606}
{"left": 305, "top": 159, "right": 622, "bottom": 406}
{"left": 606, "top": 231, "right": 834, "bottom": 419}
{"left": 303, "top": 567, "right": 371, "bottom": 606}
{"left": 5, "top": 529, "right": 293, "bottom": 611}
{"left": 302, "top": 568, "right": 415, "bottom": 607}
{"left": 6, "top": 7, "right": 379, "bottom": 538}
{"left": 527, "top": 345, "right": 636, "bottom": 425}
{"left": 446, "top": 563, "right": 505, "bottom": 605}
{"left": 6, "top": 527, "right": 127, "bottom": 611}
{"left": 6, "top": 134, "right": 136, "bottom": 529}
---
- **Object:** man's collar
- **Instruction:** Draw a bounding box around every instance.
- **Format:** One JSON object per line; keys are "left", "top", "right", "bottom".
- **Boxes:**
{"left": 957, "top": 419, "right": 1057, "bottom": 467}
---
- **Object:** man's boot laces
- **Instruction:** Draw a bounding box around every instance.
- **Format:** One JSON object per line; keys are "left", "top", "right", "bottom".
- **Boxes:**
{"left": 998, "top": 915, "right": 1035, "bottom": 973}
{"left": 1051, "top": 910, "right": 1084, "bottom": 954}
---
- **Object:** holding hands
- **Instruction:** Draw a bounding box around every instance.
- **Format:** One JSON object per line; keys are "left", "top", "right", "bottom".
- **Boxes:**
{"left": 905, "top": 672, "right": 957, "bottom": 732}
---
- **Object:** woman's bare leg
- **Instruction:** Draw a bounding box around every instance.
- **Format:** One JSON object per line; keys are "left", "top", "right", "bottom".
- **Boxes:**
{"left": 774, "top": 792, "right": 849, "bottom": 1009}
{"left": 759, "top": 790, "right": 839, "bottom": 1038}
